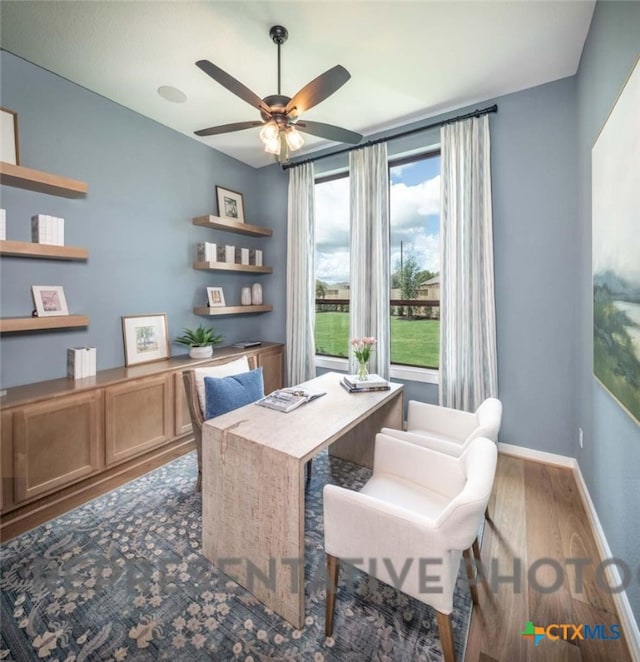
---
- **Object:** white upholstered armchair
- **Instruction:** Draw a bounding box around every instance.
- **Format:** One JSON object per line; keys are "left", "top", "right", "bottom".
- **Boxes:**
{"left": 381, "top": 397, "right": 502, "bottom": 457}
{"left": 323, "top": 434, "right": 498, "bottom": 662}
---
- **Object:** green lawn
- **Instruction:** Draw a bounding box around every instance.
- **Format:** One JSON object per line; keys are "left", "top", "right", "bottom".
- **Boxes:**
{"left": 315, "top": 312, "right": 440, "bottom": 368}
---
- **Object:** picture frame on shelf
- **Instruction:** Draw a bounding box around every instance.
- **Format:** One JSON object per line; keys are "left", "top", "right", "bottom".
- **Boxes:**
{"left": 216, "top": 186, "right": 245, "bottom": 223}
{"left": 31, "top": 285, "right": 69, "bottom": 317}
{"left": 121, "top": 313, "right": 170, "bottom": 367}
{"left": 207, "top": 286, "right": 226, "bottom": 307}
{"left": 0, "top": 107, "right": 19, "bottom": 165}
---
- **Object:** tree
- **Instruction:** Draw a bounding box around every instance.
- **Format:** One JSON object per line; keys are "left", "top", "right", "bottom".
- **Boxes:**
{"left": 392, "top": 254, "right": 428, "bottom": 319}
{"left": 316, "top": 280, "right": 328, "bottom": 300}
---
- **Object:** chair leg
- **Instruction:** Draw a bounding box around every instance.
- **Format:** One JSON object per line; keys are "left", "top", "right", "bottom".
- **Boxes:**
{"left": 436, "top": 611, "right": 456, "bottom": 662}
{"left": 462, "top": 548, "right": 479, "bottom": 605}
{"left": 306, "top": 459, "right": 312, "bottom": 483}
{"left": 325, "top": 554, "right": 339, "bottom": 637}
{"left": 472, "top": 536, "right": 481, "bottom": 562}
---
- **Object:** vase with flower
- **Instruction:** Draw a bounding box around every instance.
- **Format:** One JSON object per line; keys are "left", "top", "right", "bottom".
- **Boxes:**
{"left": 351, "top": 336, "right": 377, "bottom": 381}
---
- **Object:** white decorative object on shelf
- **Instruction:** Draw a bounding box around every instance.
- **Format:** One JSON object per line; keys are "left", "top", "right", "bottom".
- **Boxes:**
{"left": 225, "top": 244, "right": 235, "bottom": 263}
{"left": 67, "top": 347, "right": 96, "bottom": 379}
{"left": 0, "top": 209, "right": 5, "bottom": 240}
{"left": 31, "top": 214, "right": 64, "bottom": 246}
{"left": 251, "top": 282, "right": 263, "bottom": 305}
{"left": 241, "top": 287, "right": 252, "bottom": 306}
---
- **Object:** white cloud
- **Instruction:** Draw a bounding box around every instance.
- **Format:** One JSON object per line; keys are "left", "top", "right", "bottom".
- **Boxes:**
{"left": 390, "top": 175, "right": 440, "bottom": 229}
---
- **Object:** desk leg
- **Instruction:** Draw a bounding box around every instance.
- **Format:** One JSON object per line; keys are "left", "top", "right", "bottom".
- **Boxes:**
{"left": 328, "top": 390, "right": 403, "bottom": 468}
{"left": 202, "top": 424, "right": 305, "bottom": 628}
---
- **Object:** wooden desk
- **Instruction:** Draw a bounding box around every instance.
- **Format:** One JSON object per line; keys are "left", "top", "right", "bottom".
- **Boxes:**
{"left": 201, "top": 371, "right": 403, "bottom": 628}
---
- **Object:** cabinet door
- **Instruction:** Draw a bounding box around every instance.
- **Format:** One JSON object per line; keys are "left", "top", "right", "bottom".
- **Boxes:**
{"left": 1, "top": 411, "right": 13, "bottom": 511}
{"left": 13, "top": 391, "right": 103, "bottom": 504}
{"left": 105, "top": 374, "right": 174, "bottom": 466}
{"left": 174, "top": 372, "right": 193, "bottom": 437}
{"left": 258, "top": 346, "right": 284, "bottom": 394}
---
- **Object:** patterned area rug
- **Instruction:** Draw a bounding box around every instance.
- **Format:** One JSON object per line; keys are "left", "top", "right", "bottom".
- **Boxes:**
{"left": 1, "top": 451, "right": 472, "bottom": 661}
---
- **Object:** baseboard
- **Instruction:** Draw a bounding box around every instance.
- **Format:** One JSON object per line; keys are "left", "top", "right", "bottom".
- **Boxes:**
{"left": 498, "top": 442, "right": 640, "bottom": 661}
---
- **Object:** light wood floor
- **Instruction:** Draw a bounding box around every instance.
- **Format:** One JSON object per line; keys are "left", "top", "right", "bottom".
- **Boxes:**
{"left": 464, "top": 454, "right": 632, "bottom": 662}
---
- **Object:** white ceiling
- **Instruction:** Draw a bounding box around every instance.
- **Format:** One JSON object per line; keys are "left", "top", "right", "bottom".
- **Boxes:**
{"left": 0, "top": 1, "right": 595, "bottom": 168}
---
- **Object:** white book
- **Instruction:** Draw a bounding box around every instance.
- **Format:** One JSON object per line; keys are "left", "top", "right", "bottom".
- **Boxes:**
{"left": 67, "top": 348, "right": 84, "bottom": 379}
{"left": 344, "top": 373, "right": 389, "bottom": 388}
{"left": 225, "top": 245, "right": 235, "bottom": 263}
{"left": 207, "top": 242, "right": 216, "bottom": 262}
{"left": 0, "top": 208, "right": 5, "bottom": 241}
{"left": 45, "top": 215, "right": 53, "bottom": 245}
{"left": 255, "top": 249, "right": 263, "bottom": 266}
{"left": 85, "top": 347, "right": 97, "bottom": 376}
{"left": 241, "top": 247, "right": 250, "bottom": 265}
{"left": 56, "top": 217, "right": 65, "bottom": 246}
{"left": 31, "top": 215, "right": 46, "bottom": 243}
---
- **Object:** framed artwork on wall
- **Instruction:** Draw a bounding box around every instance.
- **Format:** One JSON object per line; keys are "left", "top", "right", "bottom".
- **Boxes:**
{"left": 31, "top": 285, "right": 69, "bottom": 317}
{"left": 207, "top": 286, "right": 226, "bottom": 307}
{"left": 0, "top": 107, "right": 19, "bottom": 165}
{"left": 592, "top": 56, "right": 640, "bottom": 424}
{"left": 216, "top": 186, "right": 245, "bottom": 223}
{"left": 121, "top": 313, "right": 170, "bottom": 367}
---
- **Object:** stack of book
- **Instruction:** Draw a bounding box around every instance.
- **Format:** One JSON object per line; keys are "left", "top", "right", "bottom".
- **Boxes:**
{"left": 31, "top": 214, "right": 65, "bottom": 245}
{"left": 67, "top": 347, "right": 97, "bottom": 379}
{"left": 196, "top": 241, "right": 217, "bottom": 262}
{"left": 341, "top": 373, "right": 391, "bottom": 393}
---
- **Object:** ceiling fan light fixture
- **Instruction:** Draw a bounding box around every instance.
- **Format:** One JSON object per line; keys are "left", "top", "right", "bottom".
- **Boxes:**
{"left": 264, "top": 135, "right": 281, "bottom": 155}
{"left": 259, "top": 120, "right": 279, "bottom": 144}
{"left": 285, "top": 127, "right": 304, "bottom": 151}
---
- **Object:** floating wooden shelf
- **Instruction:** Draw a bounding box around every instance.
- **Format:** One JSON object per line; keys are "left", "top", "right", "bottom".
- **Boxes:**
{"left": 192, "top": 215, "right": 272, "bottom": 237}
{"left": 193, "top": 261, "right": 272, "bottom": 274}
{"left": 0, "top": 315, "right": 89, "bottom": 334}
{"left": 0, "top": 162, "right": 88, "bottom": 198}
{"left": 193, "top": 305, "right": 273, "bottom": 316}
{"left": 0, "top": 240, "right": 88, "bottom": 261}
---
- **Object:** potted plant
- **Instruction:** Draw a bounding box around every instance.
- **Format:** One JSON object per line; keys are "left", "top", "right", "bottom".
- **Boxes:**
{"left": 175, "top": 324, "right": 223, "bottom": 359}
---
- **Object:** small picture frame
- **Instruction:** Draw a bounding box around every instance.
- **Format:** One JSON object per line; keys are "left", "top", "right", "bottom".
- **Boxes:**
{"left": 121, "top": 313, "right": 170, "bottom": 367}
{"left": 207, "top": 286, "right": 226, "bottom": 308}
{"left": 32, "top": 285, "right": 69, "bottom": 317}
{"left": 1, "top": 107, "right": 19, "bottom": 165}
{"left": 216, "top": 186, "right": 245, "bottom": 223}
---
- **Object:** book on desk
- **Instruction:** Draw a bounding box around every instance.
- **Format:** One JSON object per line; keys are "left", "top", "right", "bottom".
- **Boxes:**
{"left": 341, "top": 373, "right": 391, "bottom": 393}
{"left": 256, "top": 387, "right": 326, "bottom": 413}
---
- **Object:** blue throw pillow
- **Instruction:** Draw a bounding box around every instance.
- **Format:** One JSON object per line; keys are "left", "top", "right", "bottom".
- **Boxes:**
{"left": 204, "top": 367, "right": 264, "bottom": 420}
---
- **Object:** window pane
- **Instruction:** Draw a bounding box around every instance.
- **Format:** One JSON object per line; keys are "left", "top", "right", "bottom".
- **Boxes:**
{"left": 315, "top": 176, "right": 350, "bottom": 358}
{"left": 389, "top": 154, "right": 441, "bottom": 368}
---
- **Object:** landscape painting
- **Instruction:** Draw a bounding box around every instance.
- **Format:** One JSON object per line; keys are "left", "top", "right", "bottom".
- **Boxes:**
{"left": 592, "top": 57, "right": 640, "bottom": 424}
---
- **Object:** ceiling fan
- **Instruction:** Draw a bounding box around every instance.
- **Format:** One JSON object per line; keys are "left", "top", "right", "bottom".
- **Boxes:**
{"left": 195, "top": 25, "right": 363, "bottom": 163}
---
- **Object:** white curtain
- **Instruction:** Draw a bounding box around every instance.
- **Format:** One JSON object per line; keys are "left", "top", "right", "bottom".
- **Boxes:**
{"left": 349, "top": 143, "right": 390, "bottom": 379}
{"left": 440, "top": 114, "right": 498, "bottom": 410}
{"left": 286, "top": 162, "right": 316, "bottom": 386}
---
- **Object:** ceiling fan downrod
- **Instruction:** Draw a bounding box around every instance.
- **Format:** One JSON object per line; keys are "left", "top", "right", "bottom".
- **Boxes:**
{"left": 269, "top": 25, "right": 288, "bottom": 96}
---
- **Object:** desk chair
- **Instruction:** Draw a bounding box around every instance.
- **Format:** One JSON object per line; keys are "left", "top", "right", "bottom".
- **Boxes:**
{"left": 323, "top": 434, "right": 497, "bottom": 662}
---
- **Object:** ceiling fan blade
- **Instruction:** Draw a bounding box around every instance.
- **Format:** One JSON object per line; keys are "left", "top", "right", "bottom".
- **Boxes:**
{"left": 196, "top": 60, "right": 271, "bottom": 115}
{"left": 285, "top": 65, "right": 351, "bottom": 117}
{"left": 195, "top": 121, "right": 264, "bottom": 137}
{"left": 296, "top": 120, "right": 362, "bottom": 144}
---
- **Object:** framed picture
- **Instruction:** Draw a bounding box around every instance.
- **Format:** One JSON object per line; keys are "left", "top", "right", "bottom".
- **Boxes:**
{"left": 216, "top": 186, "right": 245, "bottom": 223}
{"left": 0, "top": 107, "right": 19, "bottom": 165}
{"left": 31, "top": 285, "right": 69, "bottom": 317}
{"left": 121, "top": 313, "right": 170, "bottom": 367}
{"left": 207, "top": 286, "right": 226, "bottom": 307}
{"left": 592, "top": 56, "right": 640, "bottom": 425}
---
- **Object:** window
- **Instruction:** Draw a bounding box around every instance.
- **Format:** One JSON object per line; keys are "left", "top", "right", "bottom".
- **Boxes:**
{"left": 314, "top": 150, "right": 441, "bottom": 370}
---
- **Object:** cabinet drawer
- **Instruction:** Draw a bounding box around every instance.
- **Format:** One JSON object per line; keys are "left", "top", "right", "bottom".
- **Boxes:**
{"left": 105, "top": 374, "right": 174, "bottom": 466}
{"left": 13, "top": 391, "right": 103, "bottom": 504}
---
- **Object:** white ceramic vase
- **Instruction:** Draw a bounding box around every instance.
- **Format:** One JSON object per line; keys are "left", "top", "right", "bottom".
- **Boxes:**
{"left": 189, "top": 345, "right": 213, "bottom": 360}
{"left": 241, "top": 287, "right": 252, "bottom": 306}
{"left": 251, "top": 283, "right": 263, "bottom": 305}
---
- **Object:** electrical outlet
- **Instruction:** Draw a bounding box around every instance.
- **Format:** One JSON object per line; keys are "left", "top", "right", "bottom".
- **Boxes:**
{"left": 579, "top": 427, "right": 584, "bottom": 449}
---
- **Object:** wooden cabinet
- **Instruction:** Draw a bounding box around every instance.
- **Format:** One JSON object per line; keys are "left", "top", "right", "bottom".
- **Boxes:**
{"left": 105, "top": 374, "right": 173, "bottom": 466}
{"left": 13, "top": 391, "right": 102, "bottom": 503}
{"left": 192, "top": 214, "right": 274, "bottom": 316}
{"left": 0, "top": 343, "right": 284, "bottom": 539}
{"left": 0, "top": 161, "right": 89, "bottom": 333}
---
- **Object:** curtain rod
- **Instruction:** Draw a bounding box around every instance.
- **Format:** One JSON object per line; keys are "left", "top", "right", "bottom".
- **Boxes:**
{"left": 282, "top": 103, "right": 498, "bottom": 170}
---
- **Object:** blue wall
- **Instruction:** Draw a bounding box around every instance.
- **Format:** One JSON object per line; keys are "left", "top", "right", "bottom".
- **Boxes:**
{"left": 575, "top": 1, "right": 640, "bottom": 620}
{"left": 0, "top": 51, "right": 283, "bottom": 388}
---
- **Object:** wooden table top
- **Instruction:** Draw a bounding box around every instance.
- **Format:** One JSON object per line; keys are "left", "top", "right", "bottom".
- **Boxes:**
{"left": 205, "top": 371, "right": 403, "bottom": 462}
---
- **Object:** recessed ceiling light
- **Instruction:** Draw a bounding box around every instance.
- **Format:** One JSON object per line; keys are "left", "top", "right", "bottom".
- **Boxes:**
{"left": 157, "top": 85, "right": 187, "bottom": 103}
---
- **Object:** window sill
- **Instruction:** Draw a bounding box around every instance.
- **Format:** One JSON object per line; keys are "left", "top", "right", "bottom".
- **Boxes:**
{"left": 314, "top": 356, "right": 439, "bottom": 385}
